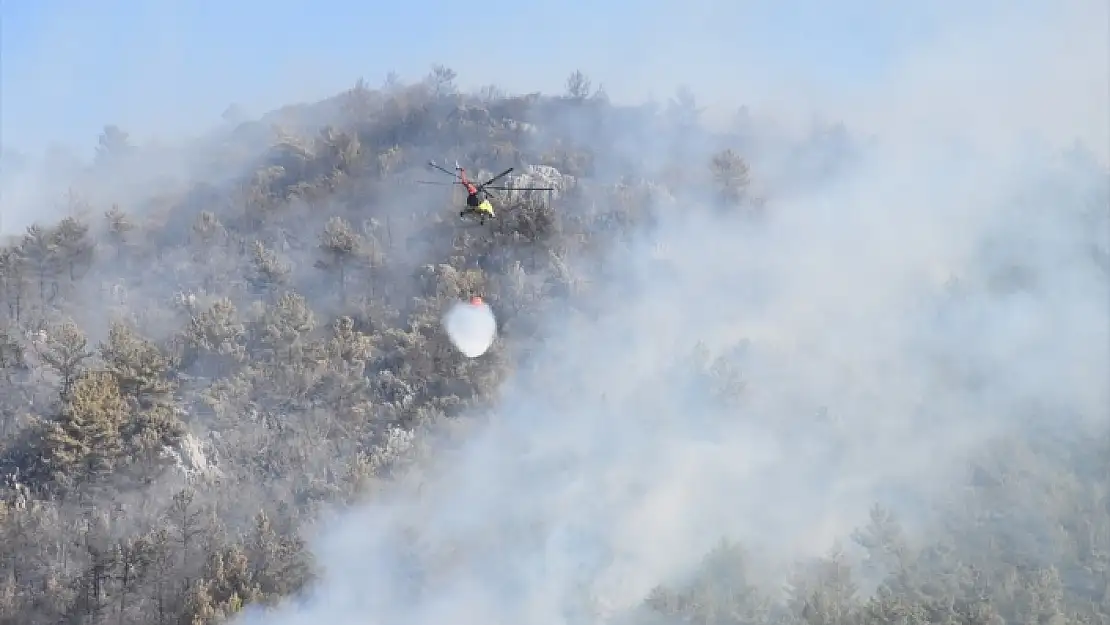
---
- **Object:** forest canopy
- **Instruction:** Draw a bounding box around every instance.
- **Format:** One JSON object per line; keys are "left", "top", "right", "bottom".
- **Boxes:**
{"left": 0, "top": 66, "right": 1108, "bottom": 625}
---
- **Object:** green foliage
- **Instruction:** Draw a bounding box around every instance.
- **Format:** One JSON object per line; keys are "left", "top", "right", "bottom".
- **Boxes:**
{"left": 40, "top": 369, "right": 127, "bottom": 490}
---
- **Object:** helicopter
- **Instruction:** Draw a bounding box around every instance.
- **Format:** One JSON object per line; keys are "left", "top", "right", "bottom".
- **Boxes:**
{"left": 416, "top": 160, "right": 554, "bottom": 224}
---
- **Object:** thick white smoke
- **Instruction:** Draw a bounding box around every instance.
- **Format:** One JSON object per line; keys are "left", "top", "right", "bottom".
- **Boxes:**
{"left": 230, "top": 2, "right": 1108, "bottom": 625}
{"left": 233, "top": 142, "right": 1108, "bottom": 625}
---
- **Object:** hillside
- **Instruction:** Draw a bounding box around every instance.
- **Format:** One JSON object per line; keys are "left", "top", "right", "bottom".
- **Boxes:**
{"left": 0, "top": 67, "right": 1108, "bottom": 625}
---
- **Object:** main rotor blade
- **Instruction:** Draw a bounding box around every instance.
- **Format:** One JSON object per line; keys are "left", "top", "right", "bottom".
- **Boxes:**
{"left": 485, "top": 185, "right": 555, "bottom": 191}
{"left": 427, "top": 161, "right": 458, "bottom": 177}
{"left": 415, "top": 180, "right": 457, "bottom": 186}
{"left": 479, "top": 167, "right": 514, "bottom": 187}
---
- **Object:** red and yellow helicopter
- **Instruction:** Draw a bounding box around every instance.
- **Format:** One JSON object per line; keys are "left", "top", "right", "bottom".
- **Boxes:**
{"left": 417, "top": 160, "right": 554, "bottom": 224}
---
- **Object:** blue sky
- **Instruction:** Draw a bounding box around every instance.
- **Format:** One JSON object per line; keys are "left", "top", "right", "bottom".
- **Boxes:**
{"left": 0, "top": 0, "right": 996, "bottom": 156}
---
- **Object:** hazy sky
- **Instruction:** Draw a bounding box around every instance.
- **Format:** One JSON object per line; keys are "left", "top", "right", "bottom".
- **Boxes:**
{"left": 2, "top": 0, "right": 1104, "bottom": 160}
{"left": 2, "top": 0, "right": 964, "bottom": 154}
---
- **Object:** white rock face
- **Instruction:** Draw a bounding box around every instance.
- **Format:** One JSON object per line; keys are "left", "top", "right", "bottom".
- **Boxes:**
{"left": 521, "top": 164, "right": 575, "bottom": 198}
{"left": 163, "top": 431, "right": 223, "bottom": 481}
{"left": 483, "top": 164, "right": 576, "bottom": 203}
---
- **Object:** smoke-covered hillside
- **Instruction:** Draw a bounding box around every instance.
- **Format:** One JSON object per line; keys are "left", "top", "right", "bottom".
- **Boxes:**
{"left": 0, "top": 58, "right": 1108, "bottom": 625}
